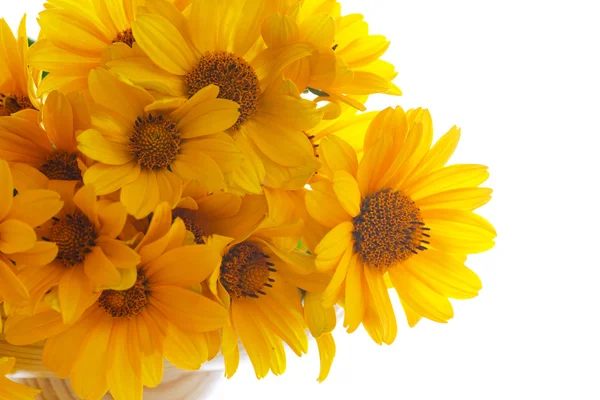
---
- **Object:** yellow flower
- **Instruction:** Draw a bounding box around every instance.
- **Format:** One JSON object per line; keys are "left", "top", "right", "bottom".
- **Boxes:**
{"left": 77, "top": 68, "right": 243, "bottom": 218}
{"left": 107, "top": 0, "right": 322, "bottom": 189}
{"left": 306, "top": 107, "right": 496, "bottom": 344}
{"left": 14, "top": 181, "right": 140, "bottom": 325}
{"left": 4, "top": 202, "right": 228, "bottom": 400}
{"left": 263, "top": 0, "right": 401, "bottom": 110}
{"left": 0, "top": 16, "right": 40, "bottom": 116}
{"left": 198, "top": 190, "right": 332, "bottom": 379}
{"left": 28, "top": 0, "right": 189, "bottom": 96}
{"left": 0, "top": 357, "right": 40, "bottom": 399}
{"left": 0, "top": 160, "right": 62, "bottom": 309}
{"left": 0, "top": 91, "right": 90, "bottom": 191}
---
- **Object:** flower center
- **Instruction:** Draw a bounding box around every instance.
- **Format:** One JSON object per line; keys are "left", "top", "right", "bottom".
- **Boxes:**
{"left": 113, "top": 28, "right": 135, "bottom": 47}
{"left": 38, "top": 151, "right": 82, "bottom": 181}
{"left": 220, "top": 242, "right": 276, "bottom": 300}
{"left": 129, "top": 114, "right": 181, "bottom": 169}
{"left": 352, "top": 189, "right": 430, "bottom": 268}
{"left": 0, "top": 93, "right": 34, "bottom": 116}
{"left": 172, "top": 209, "right": 206, "bottom": 244}
{"left": 184, "top": 51, "right": 261, "bottom": 130}
{"left": 98, "top": 271, "right": 150, "bottom": 318}
{"left": 49, "top": 210, "right": 97, "bottom": 267}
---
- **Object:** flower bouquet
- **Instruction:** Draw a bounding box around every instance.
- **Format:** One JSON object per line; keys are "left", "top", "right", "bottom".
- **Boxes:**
{"left": 0, "top": 0, "right": 495, "bottom": 399}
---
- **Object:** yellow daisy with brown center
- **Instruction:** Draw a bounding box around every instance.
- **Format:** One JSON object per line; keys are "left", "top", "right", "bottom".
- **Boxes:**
{"left": 27, "top": 0, "right": 190, "bottom": 96}
{"left": 4, "top": 202, "right": 228, "bottom": 399}
{"left": 20, "top": 181, "right": 141, "bottom": 325}
{"left": 77, "top": 68, "right": 242, "bottom": 218}
{"left": 0, "top": 91, "right": 90, "bottom": 191}
{"left": 306, "top": 106, "right": 496, "bottom": 344}
{"left": 106, "top": 0, "right": 323, "bottom": 189}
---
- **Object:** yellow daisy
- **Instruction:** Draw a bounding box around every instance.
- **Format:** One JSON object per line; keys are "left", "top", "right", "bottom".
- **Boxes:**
{"left": 18, "top": 181, "right": 141, "bottom": 325}
{"left": 0, "top": 90, "right": 90, "bottom": 190}
{"left": 4, "top": 202, "right": 228, "bottom": 400}
{"left": 28, "top": 0, "right": 189, "bottom": 96}
{"left": 107, "top": 0, "right": 323, "bottom": 189}
{"left": 199, "top": 190, "right": 329, "bottom": 379}
{"left": 0, "top": 16, "right": 40, "bottom": 116}
{"left": 307, "top": 106, "right": 496, "bottom": 344}
{"left": 0, "top": 160, "right": 63, "bottom": 309}
{"left": 77, "top": 68, "right": 243, "bottom": 218}
{"left": 0, "top": 357, "right": 40, "bottom": 400}
{"left": 262, "top": 0, "right": 401, "bottom": 110}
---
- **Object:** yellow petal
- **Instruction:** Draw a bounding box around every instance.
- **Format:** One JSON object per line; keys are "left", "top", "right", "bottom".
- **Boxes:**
{"left": 304, "top": 292, "right": 336, "bottom": 338}
{"left": 97, "top": 202, "right": 127, "bottom": 238}
{"left": 7, "top": 189, "right": 63, "bottom": 228}
{"left": 322, "top": 247, "right": 354, "bottom": 308}
{"left": 363, "top": 266, "right": 397, "bottom": 344}
{"left": 332, "top": 170, "right": 361, "bottom": 216}
{"left": 83, "top": 161, "right": 141, "bottom": 196}
{"left": 120, "top": 169, "right": 161, "bottom": 219}
{"left": 388, "top": 266, "right": 454, "bottom": 323}
{"left": 404, "top": 164, "right": 490, "bottom": 200}
{"left": 0, "top": 219, "right": 36, "bottom": 254}
{"left": 146, "top": 244, "right": 221, "bottom": 286}
{"left": 58, "top": 266, "right": 97, "bottom": 324}
{"left": 305, "top": 180, "right": 351, "bottom": 228}
{"left": 0, "top": 159, "right": 13, "bottom": 221}
{"left": 262, "top": 14, "right": 299, "bottom": 48}
{"left": 319, "top": 134, "right": 359, "bottom": 177}
{"left": 42, "top": 91, "right": 76, "bottom": 152}
{"left": 405, "top": 126, "right": 461, "bottom": 185}
{"left": 404, "top": 250, "right": 482, "bottom": 299}
{"left": 316, "top": 332, "right": 336, "bottom": 382}
{"left": 132, "top": 13, "right": 196, "bottom": 75}
{"left": 343, "top": 257, "right": 364, "bottom": 333}
{"left": 8, "top": 241, "right": 58, "bottom": 267}
{"left": 83, "top": 245, "right": 123, "bottom": 289}
{"left": 314, "top": 221, "right": 353, "bottom": 272}
{"left": 0, "top": 257, "right": 29, "bottom": 304}
{"left": 88, "top": 68, "right": 154, "bottom": 122}
{"left": 77, "top": 128, "right": 133, "bottom": 165}
{"left": 151, "top": 286, "right": 228, "bottom": 332}
{"left": 417, "top": 187, "right": 493, "bottom": 211}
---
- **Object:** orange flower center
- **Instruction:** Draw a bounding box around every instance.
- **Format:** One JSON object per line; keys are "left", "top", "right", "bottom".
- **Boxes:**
{"left": 172, "top": 209, "right": 206, "bottom": 244}
{"left": 0, "top": 93, "right": 34, "bottom": 116}
{"left": 39, "top": 151, "right": 82, "bottom": 181}
{"left": 129, "top": 114, "right": 181, "bottom": 169}
{"left": 49, "top": 210, "right": 97, "bottom": 267}
{"left": 352, "top": 189, "right": 430, "bottom": 268}
{"left": 184, "top": 51, "right": 261, "bottom": 130}
{"left": 113, "top": 28, "right": 135, "bottom": 47}
{"left": 220, "top": 242, "right": 275, "bottom": 299}
{"left": 98, "top": 271, "right": 150, "bottom": 318}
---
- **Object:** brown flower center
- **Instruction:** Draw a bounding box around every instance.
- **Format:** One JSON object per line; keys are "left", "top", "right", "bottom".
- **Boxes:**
{"left": 0, "top": 93, "right": 34, "bottom": 116}
{"left": 220, "top": 242, "right": 275, "bottom": 300}
{"left": 113, "top": 28, "right": 135, "bottom": 47}
{"left": 352, "top": 189, "right": 430, "bottom": 268}
{"left": 129, "top": 114, "right": 181, "bottom": 169}
{"left": 49, "top": 210, "right": 97, "bottom": 267}
{"left": 39, "top": 151, "right": 82, "bottom": 181}
{"left": 184, "top": 51, "right": 261, "bottom": 130}
{"left": 172, "top": 209, "right": 206, "bottom": 244}
{"left": 98, "top": 270, "right": 150, "bottom": 318}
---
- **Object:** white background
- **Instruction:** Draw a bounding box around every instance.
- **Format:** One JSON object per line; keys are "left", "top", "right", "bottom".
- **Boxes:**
{"left": 3, "top": 0, "right": 600, "bottom": 399}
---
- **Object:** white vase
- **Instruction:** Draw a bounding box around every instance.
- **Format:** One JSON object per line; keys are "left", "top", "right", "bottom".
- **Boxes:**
{"left": 1, "top": 339, "right": 234, "bottom": 400}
